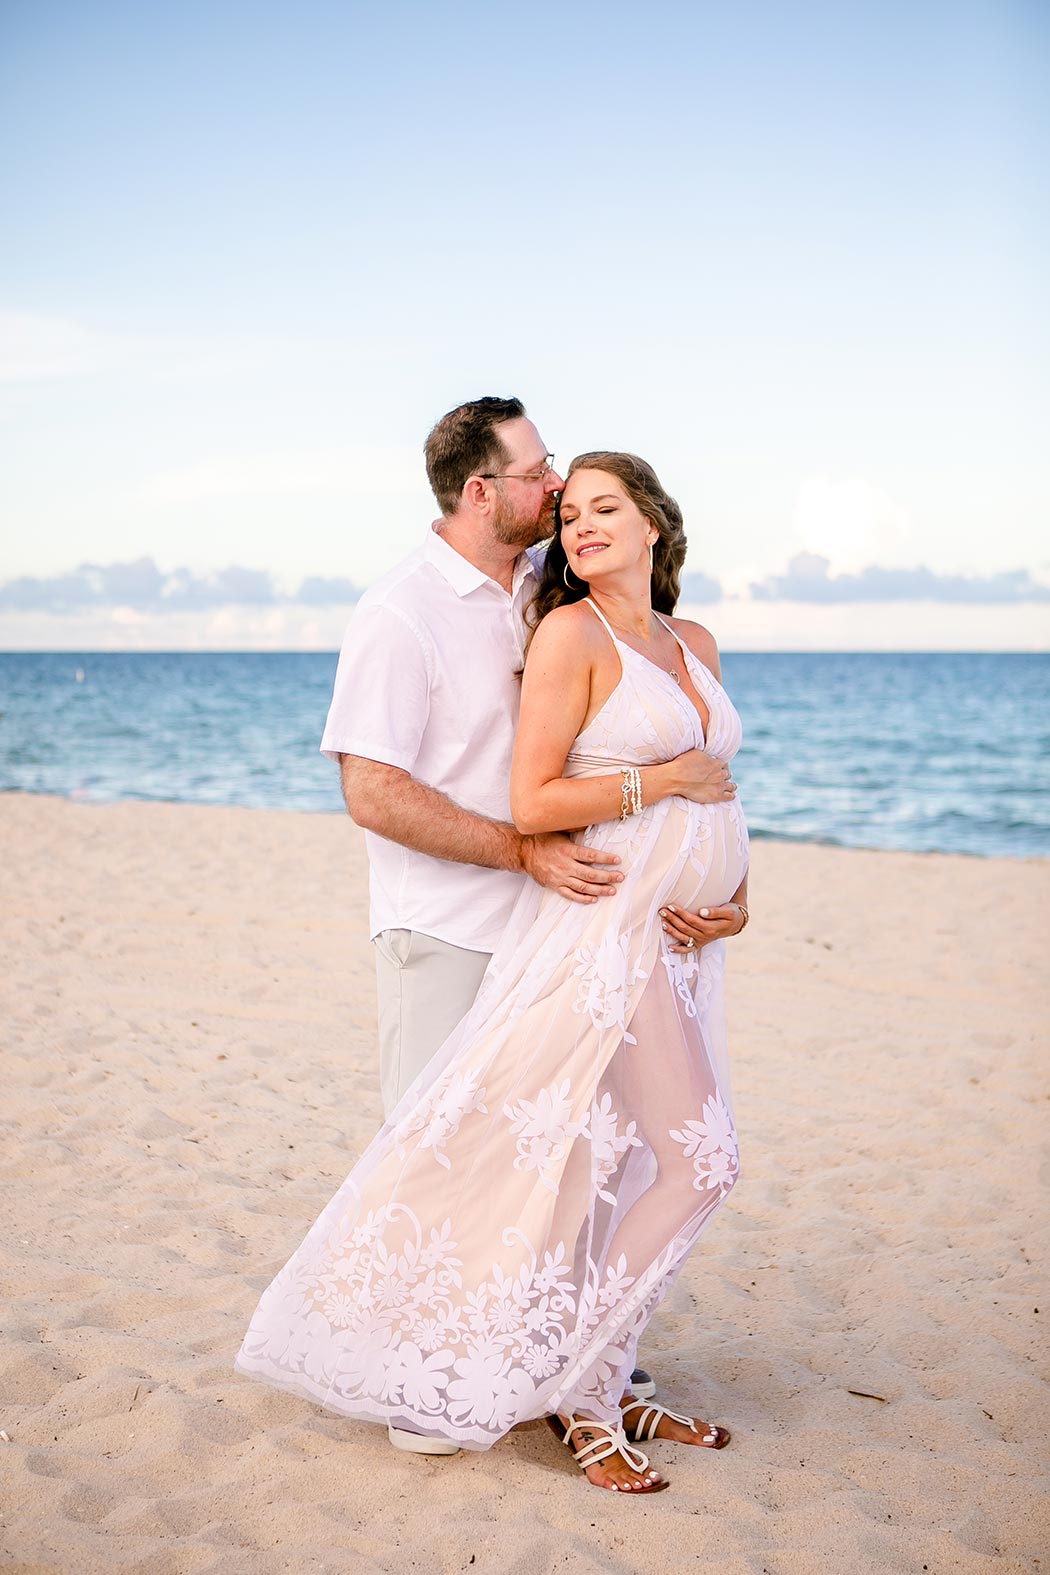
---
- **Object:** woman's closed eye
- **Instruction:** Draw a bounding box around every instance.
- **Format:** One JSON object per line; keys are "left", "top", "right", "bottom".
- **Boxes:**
{"left": 563, "top": 509, "right": 613, "bottom": 527}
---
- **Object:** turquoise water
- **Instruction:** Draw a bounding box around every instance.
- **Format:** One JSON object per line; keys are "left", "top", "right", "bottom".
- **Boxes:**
{"left": 0, "top": 651, "right": 1046, "bottom": 858}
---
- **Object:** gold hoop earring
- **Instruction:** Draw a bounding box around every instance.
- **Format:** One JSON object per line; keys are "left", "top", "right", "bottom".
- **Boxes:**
{"left": 564, "top": 562, "right": 586, "bottom": 590}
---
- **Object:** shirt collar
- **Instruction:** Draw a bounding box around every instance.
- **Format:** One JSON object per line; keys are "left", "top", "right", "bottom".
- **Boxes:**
{"left": 425, "top": 523, "right": 538, "bottom": 600}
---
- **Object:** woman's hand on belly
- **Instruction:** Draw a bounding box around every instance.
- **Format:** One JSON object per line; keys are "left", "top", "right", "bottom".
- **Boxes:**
{"left": 668, "top": 749, "right": 737, "bottom": 804}
{"left": 660, "top": 901, "right": 747, "bottom": 953}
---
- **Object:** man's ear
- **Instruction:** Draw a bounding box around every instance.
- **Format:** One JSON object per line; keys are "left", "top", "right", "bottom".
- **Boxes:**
{"left": 462, "top": 476, "right": 491, "bottom": 512}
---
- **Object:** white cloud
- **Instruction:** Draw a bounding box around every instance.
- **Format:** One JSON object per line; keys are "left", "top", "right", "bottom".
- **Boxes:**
{"left": 4, "top": 598, "right": 1048, "bottom": 652}
{"left": 136, "top": 445, "right": 425, "bottom": 506}
{"left": 0, "top": 557, "right": 358, "bottom": 611}
{"left": 0, "top": 309, "right": 319, "bottom": 389}
{"left": 751, "top": 553, "right": 1050, "bottom": 603}
{"left": 678, "top": 570, "right": 722, "bottom": 603}
{"left": 0, "top": 311, "right": 125, "bottom": 382}
{"left": 792, "top": 476, "right": 913, "bottom": 572}
{"left": 677, "top": 599, "right": 1050, "bottom": 652}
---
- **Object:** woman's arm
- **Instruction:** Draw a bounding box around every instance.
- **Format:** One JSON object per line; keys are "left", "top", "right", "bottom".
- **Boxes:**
{"left": 510, "top": 609, "right": 733, "bottom": 836}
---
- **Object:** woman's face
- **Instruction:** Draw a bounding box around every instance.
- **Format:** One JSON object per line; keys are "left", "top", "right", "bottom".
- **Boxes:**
{"left": 558, "top": 469, "right": 656, "bottom": 583}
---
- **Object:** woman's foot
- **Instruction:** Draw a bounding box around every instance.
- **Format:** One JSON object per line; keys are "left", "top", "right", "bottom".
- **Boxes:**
{"left": 621, "top": 1394, "right": 730, "bottom": 1449}
{"left": 546, "top": 1414, "right": 669, "bottom": 1493}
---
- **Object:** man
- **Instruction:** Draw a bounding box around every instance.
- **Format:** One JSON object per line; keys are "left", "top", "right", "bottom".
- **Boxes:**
{"left": 320, "top": 396, "right": 729, "bottom": 1453}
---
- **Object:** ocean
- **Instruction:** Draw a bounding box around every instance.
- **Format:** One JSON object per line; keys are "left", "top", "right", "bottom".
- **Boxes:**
{"left": 0, "top": 651, "right": 1046, "bottom": 859}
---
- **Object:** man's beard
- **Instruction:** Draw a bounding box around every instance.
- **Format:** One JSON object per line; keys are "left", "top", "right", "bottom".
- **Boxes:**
{"left": 492, "top": 493, "right": 557, "bottom": 549}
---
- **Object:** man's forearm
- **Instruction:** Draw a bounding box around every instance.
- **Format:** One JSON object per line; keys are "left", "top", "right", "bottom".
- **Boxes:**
{"left": 341, "top": 757, "right": 524, "bottom": 873}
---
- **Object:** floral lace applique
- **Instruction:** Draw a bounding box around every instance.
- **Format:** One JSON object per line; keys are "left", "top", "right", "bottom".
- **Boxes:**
{"left": 670, "top": 1092, "right": 739, "bottom": 1197}
{"left": 659, "top": 933, "right": 719, "bottom": 1021}
{"left": 394, "top": 1067, "right": 488, "bottom": 1169}
{"left": 572, "top": 929, "right": 648, "bottom": 1040}
{"left": 503, "top": 1078, "right": 584, "bottom": 1190}
{"left": 585, "top": 1092, "right": 643, "bottom": 1204}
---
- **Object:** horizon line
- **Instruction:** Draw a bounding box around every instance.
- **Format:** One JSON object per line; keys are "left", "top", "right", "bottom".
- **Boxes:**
{"left": 2, "top": 647, "right": 1048, "bottom": 658}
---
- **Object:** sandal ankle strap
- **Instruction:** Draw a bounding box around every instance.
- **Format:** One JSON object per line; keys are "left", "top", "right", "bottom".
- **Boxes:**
{"left": 622, "top": 1398, "right": 698, "bottom": 1443}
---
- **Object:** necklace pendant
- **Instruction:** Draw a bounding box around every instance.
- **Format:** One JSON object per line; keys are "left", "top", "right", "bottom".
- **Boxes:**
{"left": 670, "top": 669, "right": 681, "bottom": 684}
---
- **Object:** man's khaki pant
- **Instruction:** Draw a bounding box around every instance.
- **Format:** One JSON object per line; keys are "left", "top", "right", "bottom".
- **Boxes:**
{"left": 373, "top": 928, "right": 492, "bottom": 1120}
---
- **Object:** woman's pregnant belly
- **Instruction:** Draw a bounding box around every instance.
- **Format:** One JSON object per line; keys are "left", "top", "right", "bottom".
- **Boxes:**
{"left": 669, "top": 800, "right": 749, "bottom": 912}
{"left": 576, "top": 795, "right": 749, "bottom": 917}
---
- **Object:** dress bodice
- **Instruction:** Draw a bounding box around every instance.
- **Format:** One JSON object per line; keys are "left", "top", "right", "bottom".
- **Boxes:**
{"left": 565, "top": 599, "right": 743, "bottom": 777}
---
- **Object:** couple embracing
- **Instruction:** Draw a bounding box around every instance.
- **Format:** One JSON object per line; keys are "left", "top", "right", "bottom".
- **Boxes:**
{"left": 236, "top": 397, "right": 751, "bottom": 1496}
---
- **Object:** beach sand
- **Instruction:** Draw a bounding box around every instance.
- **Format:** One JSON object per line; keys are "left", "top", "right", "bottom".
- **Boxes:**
{"left": 2, "top": 793, "right": 1048, "bottom": 1575}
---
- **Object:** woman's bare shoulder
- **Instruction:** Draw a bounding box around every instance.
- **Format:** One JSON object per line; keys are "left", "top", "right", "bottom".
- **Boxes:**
{"left": 528, "top": 600, "right": 606, "bottom": 657}
{"left": 665, "top": 613, "right": 722, "bottom": 677}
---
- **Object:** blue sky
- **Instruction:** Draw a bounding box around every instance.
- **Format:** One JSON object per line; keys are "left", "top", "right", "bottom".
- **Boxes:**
{"left": 2, "top": 0, "right": 1048, "bottom": 648}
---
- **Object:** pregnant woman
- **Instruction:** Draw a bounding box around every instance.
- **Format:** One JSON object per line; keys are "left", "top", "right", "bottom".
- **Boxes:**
{"left": 236, "top": 452, "right": 750, "bottom": 1497}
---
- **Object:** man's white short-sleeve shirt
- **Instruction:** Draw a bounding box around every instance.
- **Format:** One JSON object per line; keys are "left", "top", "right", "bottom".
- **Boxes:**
{"left": 320, "top": 526, "right": 537, "bottom": 952}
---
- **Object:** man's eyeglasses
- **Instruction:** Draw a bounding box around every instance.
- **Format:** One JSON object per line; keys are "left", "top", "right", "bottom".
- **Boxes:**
{"left": 479, "top": 454, "right": 556, "bottom": 483}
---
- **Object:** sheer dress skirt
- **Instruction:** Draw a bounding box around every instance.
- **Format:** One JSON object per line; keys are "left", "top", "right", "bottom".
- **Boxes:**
{"left": 236, "top": 632, "right": 750, "bottom": 1449}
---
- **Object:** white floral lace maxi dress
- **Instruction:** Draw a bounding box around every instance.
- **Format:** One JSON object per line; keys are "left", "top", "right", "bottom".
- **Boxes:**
{"left": 236, "top": 600, "right": 750, "bottom": 1448}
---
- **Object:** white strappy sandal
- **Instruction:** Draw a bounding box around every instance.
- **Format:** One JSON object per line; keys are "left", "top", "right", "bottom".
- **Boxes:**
{"left": 546, "top": 1414, "right": 670, "bottom": 1493}
{"left": 622, "top": 1397, "right": 731, "bottom": 1449}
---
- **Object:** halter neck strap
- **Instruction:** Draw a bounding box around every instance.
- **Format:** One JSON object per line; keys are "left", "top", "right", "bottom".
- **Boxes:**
{"left": 586, "top": 598, "right": 675, "bottom": 648}
{"left": 584, "top": 597, "right": 618, "bottom": 640}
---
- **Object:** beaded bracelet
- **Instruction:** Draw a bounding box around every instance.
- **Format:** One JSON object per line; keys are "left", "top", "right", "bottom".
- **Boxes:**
{"left": 619, "top": 767, "right": 643, "bottom": 820}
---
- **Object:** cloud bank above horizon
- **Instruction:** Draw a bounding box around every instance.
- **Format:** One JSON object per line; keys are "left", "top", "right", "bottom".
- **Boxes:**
{"left": 3, "top": 554, "right": 1049, "bottom": 618}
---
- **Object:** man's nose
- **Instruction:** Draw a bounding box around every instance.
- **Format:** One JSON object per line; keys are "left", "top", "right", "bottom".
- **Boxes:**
{"left": 545, "top": 469, "right": 565, "bottom": 491}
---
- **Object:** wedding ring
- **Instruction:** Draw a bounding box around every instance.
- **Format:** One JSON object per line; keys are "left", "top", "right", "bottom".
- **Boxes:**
{"left": 687, "top": 937, "right": 696, "bottom": 949}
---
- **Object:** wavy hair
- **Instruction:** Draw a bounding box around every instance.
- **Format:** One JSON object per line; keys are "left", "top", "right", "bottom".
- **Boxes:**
{"left": 530, "top": 451, "right": 688, "bottom": 631}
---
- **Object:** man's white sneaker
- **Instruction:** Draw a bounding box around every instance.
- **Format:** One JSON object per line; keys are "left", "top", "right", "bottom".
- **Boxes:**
{"left": 387, "top": 1424, "right": 460, "bottom": 1455}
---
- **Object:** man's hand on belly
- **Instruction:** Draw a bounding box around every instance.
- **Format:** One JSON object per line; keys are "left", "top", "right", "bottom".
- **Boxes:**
{"left": 522, "top": 832, "right": 624, "bottom": 905}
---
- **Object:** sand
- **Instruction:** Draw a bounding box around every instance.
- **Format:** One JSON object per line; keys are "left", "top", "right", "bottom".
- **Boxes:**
{"left": 1, "top": 792, "right": 1048, "bottom": 1575}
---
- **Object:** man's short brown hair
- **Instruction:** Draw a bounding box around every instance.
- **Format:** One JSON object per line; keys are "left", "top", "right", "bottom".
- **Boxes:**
{"left": 424, "top": 396, "right": 526, "bottom": 516}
